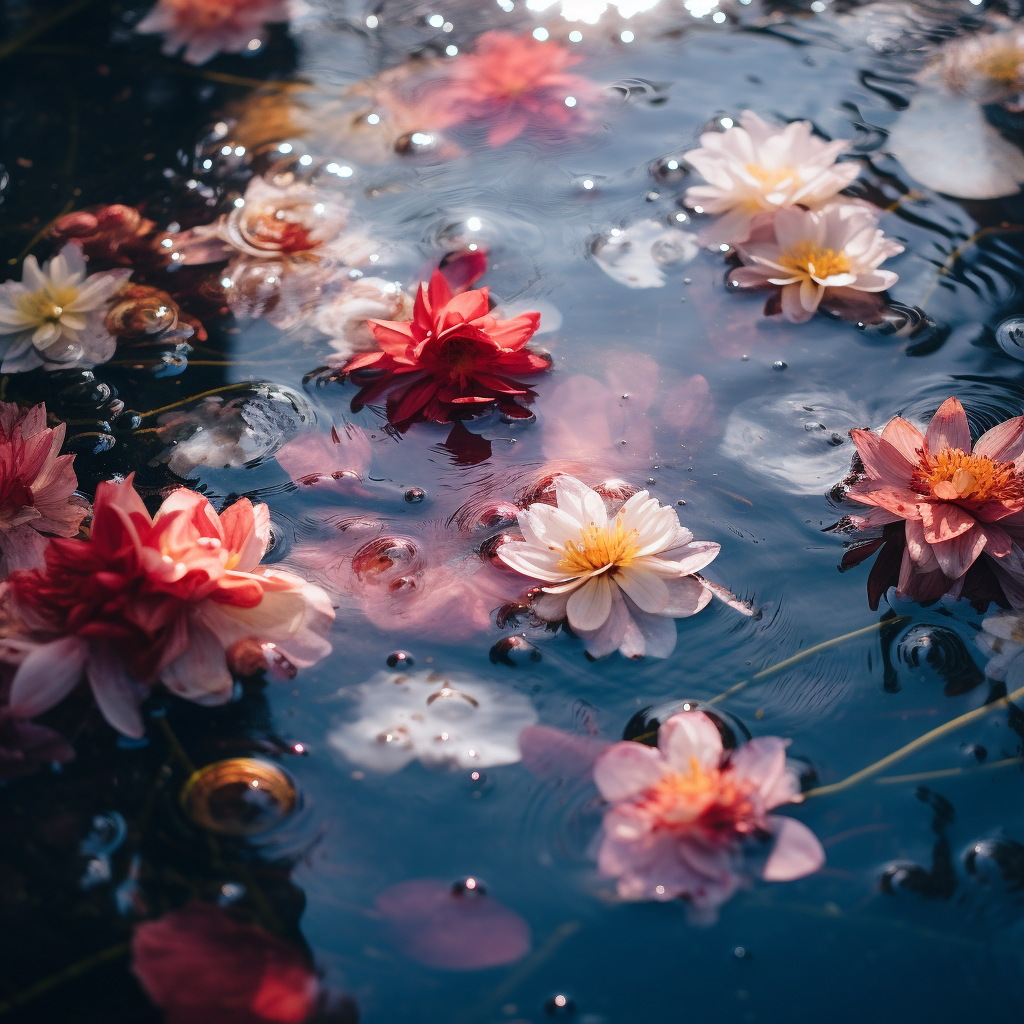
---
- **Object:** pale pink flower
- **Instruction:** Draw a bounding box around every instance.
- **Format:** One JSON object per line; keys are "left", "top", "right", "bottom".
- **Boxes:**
{"left": 731, "top": 203, "right": 903, "bottom": 323}
{"left": 4, "top": 476, "right": 334, "bottom": 737}
{"left": 594, "top": 711, "right": 824, "bottom": 921}
{"left": 845, "top": 397, "right": 1024, "bottom": 608}
{"left": 0, "top": 402, "right": 88, "bottom": 577}
{"left": 136, "top": 0, "right": 295, "bottom": 65}
{"left": 314, "top": 277, "right": 414, "bottom": 368}
{"left": 683, "top": 110, "right": 861, "bottom": 245}
{"left": 497, "top": 475, "right": 724, "bottom": 660}
{"left": 934, "top": 24, "right": 1024, "bottom": 108}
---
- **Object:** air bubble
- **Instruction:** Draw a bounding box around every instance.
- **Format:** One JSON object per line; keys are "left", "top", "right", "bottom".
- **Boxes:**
{"left": 180, "top": 758, "right": 297, "bottom": 836}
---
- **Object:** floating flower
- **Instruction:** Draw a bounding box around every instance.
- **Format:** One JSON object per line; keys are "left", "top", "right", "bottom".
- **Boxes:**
{"left": 843, "top": 397, "right": 1024, "bottom": 608}
{"left": 936, "top": 24, "right": 1024, "bottom": 107}
{"left": 0, "top": 244, "right": 131, "bottom": 372}
{"left": 328, "top": 669, "right": 537, "bottom": 774}
{"left": 4, "top": 476, "right": 334, "bottom": 737}
{"left": 132, "top": 902, "right": 321, "bottom": 1024}
{"left": 174, "top": 178, "right": 373, "bottom": 328}
{"left": 497, "top": 475, "right": 724, "bottom": 659}
{"left": 136, "top": 0, "right": 296, "bottom": 66}
{"left": 433, "top": 31, "right": 603, "bottom": 147}
{"left": 49, "top": 205, "right": 172, "bottom": 269}
{"left": 0, "top": 402, "right": 89, "bottom": 577}
{"left": 594, "top": 711, "right": 824, "bottom": 920}
{"left": 343, "top": 269, "right": 549, "bottom": 430}
{"left": 683, "top": 110, "right": 861, "bottom": 245}
{"left": 730, "top": 204, "right": 903, "bottom": 323}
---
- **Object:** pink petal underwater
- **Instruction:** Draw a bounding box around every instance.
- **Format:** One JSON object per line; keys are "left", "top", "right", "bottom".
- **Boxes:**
{"left": 88, "top": 643, "right": 147, "bottom": 739}
{"left": 517, "top": 725, "right": 608, "bottom": 780}
{"left": 925, "top": 397, "right": 972, "bottom": 455}
{"left": 761, "top": 816, "right": 825, "bottom": 881}
{"left": 375, "top": 878, "right": 531, "bottom": 971}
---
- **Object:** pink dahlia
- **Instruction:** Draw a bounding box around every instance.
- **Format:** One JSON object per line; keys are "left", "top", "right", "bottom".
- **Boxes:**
{"left": 343, "top": 269, "right": 549, "bottom": 430}
{"left": 0, "top": 402, "right": 88, "bottom": 577}
{"left": 136, "top": 0, "right": 295, "bottom": 65}
{"left": 594, "top": 711, "right": 824, "bottom": 921}
{"left": 845, "top": 397, "right": 1024, "bottom": 607}
{"left": 730, "top": 203, "right": 903, "bottom": 323}
{"left": 4, "top": 476, "right": 333, "bottom": 737}
{"left": 432, "top": 31, "right": 603, "bottom": 147}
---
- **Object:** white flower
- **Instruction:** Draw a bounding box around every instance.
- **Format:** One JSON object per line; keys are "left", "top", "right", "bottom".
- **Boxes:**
{"left": 976, "top": 611, "right": 1024, "bottom": 685}
{"left": 315, "top": 277, "right": 414, "bottom": 367}
{"left": 0, "top": 245, "right": 131, "bottom": 372}
{"left": 732, "top": 203, "right": 903, "bottom": 323}
{"left": 683, "top": 110, "right": 861, "bottom": 245}
{"left": 497, "top": 475, "right": 722, "bottom": 660}
{"left": 328, "top": 670, "right": 537, "bottom": 774}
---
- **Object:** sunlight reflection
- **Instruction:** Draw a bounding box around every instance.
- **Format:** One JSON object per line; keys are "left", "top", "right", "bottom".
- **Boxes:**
{"left": 526, "top": 0, "right": 661, "bottom": 24}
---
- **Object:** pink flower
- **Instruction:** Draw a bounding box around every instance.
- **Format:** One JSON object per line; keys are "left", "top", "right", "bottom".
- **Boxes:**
{"left": 132, "top": 902, "right": 320, "bottom": 1024}
{"left": 594, "top": 711, "right": 824, "bottom": 921}
{"left": 730, "top": 203, "right": 903, "bottom": 323}
{"left": 430, "top": 31, "right": 604, "bottom": 147}
{"left": 4, "top": 476, "right": 333, "bottom": 737}
{"left": 136, "top": 0, "right": 295, "bottom": 65}
{"left": 0, "top": 402, "right": 88, "bottom": 577}
{"left": 845, "top": 397, "right": 1024, "bottom": 607}
{"left": 683, "top": 110, "right": 861, "bottom": 245}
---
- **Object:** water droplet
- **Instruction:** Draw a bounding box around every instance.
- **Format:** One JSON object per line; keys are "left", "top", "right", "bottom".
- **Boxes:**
{"left": 996, "top": 317, "right": 1024, "bottom": 360}
{"left": 650, "top": 155, "right": 688, "bottom": 183}
{"left": 180, "top": 758, "right": 297, "bottom": 836}
{"left": 387, "top": 651, "right": 414, "bottom": 669}
{"left": 451, "top": 876, "right": 487, "bottom": 898}
{"left": 395, "top": 131, "right": 440, "bottom": 157}
{"left": 651, "top": 233, "right": 694, "bottom": 266}
{"left": 545, "top": 993, "right": 575, "bottom": 1016}
{"left": 772, "top": 360, "right": 787, "bottom": 371}
{"left": 803, "top": 421, "right": 826, "bottom": 432}
{"left": 404, "top": 487, "right": 426, "bottom": 503}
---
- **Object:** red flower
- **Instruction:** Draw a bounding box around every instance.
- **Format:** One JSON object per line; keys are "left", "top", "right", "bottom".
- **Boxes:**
{"left": 344, "top": 270, "right": 549, "bottom": 430}
{"left": 844, "top": 397, "right": 1024, "bottom": 606}
{"left": 132, "top": 902, "right": 319, "bottom": 1024}
{"left": 432, "top": 31, "right": 603, "bottom": 147}
{"left": 4, "top": 476, "right": 333, "bottom": 737}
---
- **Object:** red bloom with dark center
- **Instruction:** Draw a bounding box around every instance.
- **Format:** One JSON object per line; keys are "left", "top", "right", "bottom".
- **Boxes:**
{"left": 343, "top": 270, "right": 549, "bottom": 430}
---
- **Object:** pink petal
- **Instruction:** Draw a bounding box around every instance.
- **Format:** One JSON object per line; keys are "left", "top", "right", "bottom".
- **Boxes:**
{"left": 974, "top": 416, "right": 1024, "bottom": 462}
{"left": 762, "top": 816, "right": 825, "bottom": 881}
{"left": 87, "top": 643, "right": 146, "bottom": 738}
{"left": 919, "top": 502, "right": 976, "bottom": 543}
{"left": 880, "top": 417, "right": 926, "bottom": 464}
{"left": 849, "top": 429, "right": 915, "bottom": 485}
{"left": 929, "top": 524, "right": 987, "bottom": 579}
{"left": 593, "top": 740, "right": 666, "bottom": 801}
{"left": 925, "top": 397, "right": 971, "bottom": 455}
{"left": 658, "top": 711, "right": 722, "bottom": 772}
{"left": 7, "top": 636, "right": 88, "bottom": 718}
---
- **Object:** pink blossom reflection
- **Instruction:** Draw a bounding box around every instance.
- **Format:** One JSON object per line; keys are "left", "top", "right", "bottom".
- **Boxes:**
{"left": 376, "top": 878, "right": 531, "bottom": 971}
{"left": 276, "top": 423, "right": 372, "bottom": 493}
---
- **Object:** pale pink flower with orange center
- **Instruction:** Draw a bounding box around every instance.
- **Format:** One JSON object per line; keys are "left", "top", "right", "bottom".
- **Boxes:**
{"left": 136, "top": 0, "right": 296, "bottom": 65}
{"left": 683, "top": 110, "right": 861, "bottom": 245}
{"left": 594, "top": 711, "right": 824, "bottom": 921}
{"left": 0, "top": 402, "right": 88, "bottom": 577}
{"left": 4, "top": 476, "right": 334, "bottom": 737}
{"left": 846, "top": 397, "right": 1024, "bottom": 607}
{"left": 731, "top": 203, "right": 903, "bottom": 323}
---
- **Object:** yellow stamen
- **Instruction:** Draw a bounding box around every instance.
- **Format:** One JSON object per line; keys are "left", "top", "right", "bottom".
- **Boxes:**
{"left": 974, "top": 43, "right": 1024, "bottom": 88}
{"left": 745, "top": 163, "right": 802, "bottom": 192}
{"left": 558, "top": 516, "right": 639, "bottom": 575}
{"left": 14, "top": 285, "right": 80, "bottom": 326}
{"left": 775, "top": 240, "right": 851, "bottom": 280}
{"left": 913, "top": 448, "right": 1024, "bottom": 504}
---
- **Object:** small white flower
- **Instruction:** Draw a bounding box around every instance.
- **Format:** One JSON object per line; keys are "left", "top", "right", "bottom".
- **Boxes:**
{"left": 497, "top": 475, "right": 723, "bottom": 659}
{"left": 683, "top": 110, "right": 861, "bottom": 245}
{"left": 0, "top": 245, "right": 130, "bottom": 372}
{"left": 977, "top": 611, "right": 1024, "bottom": 684}
{"left": 732, "top": 203, "right": 903, "bottom": 323}
{"left": 328, "top": 670, "right": 537, "bottom": 774}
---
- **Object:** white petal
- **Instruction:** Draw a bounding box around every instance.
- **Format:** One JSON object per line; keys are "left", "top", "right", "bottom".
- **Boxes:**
{"left": 566, "top": 574, "right": 613, "bottom": 631}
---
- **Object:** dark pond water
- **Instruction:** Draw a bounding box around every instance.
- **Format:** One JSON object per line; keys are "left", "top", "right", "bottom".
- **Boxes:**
{"left": 5, "top": 0, "right": 1024, "bottom": 1021}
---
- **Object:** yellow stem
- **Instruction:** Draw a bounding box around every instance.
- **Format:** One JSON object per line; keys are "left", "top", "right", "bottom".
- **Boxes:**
{"left": 0, "top": 942, "right": 129, "bottom": 1015}
{"left": 873, "top": 756, "right": 1024, "bottom": 786}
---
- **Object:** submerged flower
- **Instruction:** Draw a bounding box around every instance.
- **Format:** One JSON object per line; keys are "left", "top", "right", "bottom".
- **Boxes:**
{"left": 328, "top": 669, "right": 537, "bottom": 774}
{"left": 0, "top": 402, "right": 88, "bottom": 577}
{"left": 315, "top": 277, "right": 414, "bottom": 367}
{"left": 136, "top": 0, "right": 295, "bottom": 65}
{"left": 49, "top": 205, "right": 172, "bottom": 269}
{"left": 174, "top": 178, "right": 372, "bottom": 328}
{"left": 132, "top": 902, "right": 320, "bottom": 1024}
{"left": 936, "top": 25, "right": 1024, "bottom": 108}
{"left": 844, "top": 397, "right": 1024, "bottom": 608}
{"left": 976, "top": 610, "right": 1024, "bottom": 684}
{"left": 497, "top": 475, "right": 723, "bottom": 659}
{"left": 433, "top": 31, "right": 603, "bottom": 147}
{"left": 4, "top": 476, "right": 334, "bottom": 737}
{"left": 683, "top": 110, "right": 861, "bottom": 245}
{"left": 594, "top": 711, "right": 824, "bottom": 920}
{"left": 343, "top": 269, "right": 549, "bottom": 430}
{"left": 0, "top": 245, "right": 131, "bottom": 372}
{"left": 731, "top": 204, "right": 903, "bottom": 323}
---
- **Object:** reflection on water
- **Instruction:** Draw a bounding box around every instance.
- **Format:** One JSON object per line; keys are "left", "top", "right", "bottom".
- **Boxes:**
{"left": 6, "top": 0, "right": 1024, "bottom": 1022}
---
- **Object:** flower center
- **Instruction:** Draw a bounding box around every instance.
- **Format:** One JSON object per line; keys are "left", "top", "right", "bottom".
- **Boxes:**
{"left": 637, "top": 756, "right": 732, "bottom": 828}
{"left": 744, "top": 163, "right": 802, "bottom": 192}
{"left": 912, "top": 448, "right": 1024, "bottom": 504}
{"left": 14, "top": 285, "right": 79, "bottom": 326}
{"left": 974, "top": 44, "right": 1024, "bottom": 87}
{"left": 243, "top": 210, "right": 318, "bottom": 254}
{"left": 557, "top": 517, "right": 639, "bottom": 575}
{"left": 775, "top": 241, "right": 851, "bottom": 281}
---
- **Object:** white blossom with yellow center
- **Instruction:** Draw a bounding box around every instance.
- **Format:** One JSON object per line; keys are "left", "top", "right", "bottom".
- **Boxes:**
{"left": 682, "top": 110, "right": 861, "bottom": 246}
{"left": 0, "top": 245, "right": 130, "bottom": 373}
{"left": 497, "top": 475, "right": 723, "bottom": 659}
